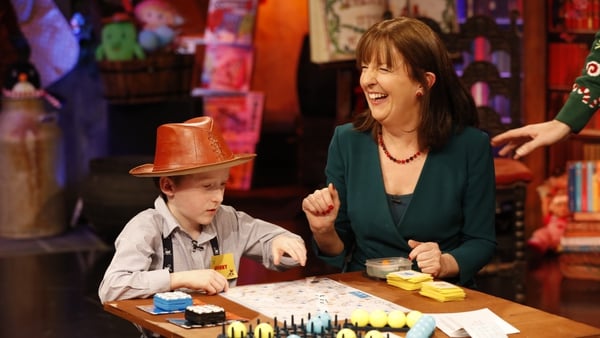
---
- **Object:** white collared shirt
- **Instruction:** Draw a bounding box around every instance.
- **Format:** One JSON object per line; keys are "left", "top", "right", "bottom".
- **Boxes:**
{"left": 98, "top": 197, "right": 302, "bottom": 303}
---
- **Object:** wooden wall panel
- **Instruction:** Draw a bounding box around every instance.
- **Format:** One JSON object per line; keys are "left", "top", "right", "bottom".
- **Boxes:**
{"left": 522, "top": 0, "right": 547, "bottom": 235}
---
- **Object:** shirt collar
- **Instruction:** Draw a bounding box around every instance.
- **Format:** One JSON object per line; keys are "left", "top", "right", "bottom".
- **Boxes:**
{"left": 153, "top": 196, "right": 219, "bottom": 242}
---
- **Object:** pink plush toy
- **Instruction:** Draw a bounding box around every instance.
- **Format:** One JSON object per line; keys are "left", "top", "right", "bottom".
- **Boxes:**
{"left": 133, "top": 0, "right": 184, "bottom": 52}
{"left": 528, "top": 191, "right": 570, "bottom": 254}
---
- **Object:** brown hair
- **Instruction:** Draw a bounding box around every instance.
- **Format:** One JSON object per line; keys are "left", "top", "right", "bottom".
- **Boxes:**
{"left": 353, "top": 16, "right": 478, "bottom": 150}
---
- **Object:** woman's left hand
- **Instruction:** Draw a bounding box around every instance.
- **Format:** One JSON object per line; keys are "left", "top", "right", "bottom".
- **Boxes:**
{"left": 408, "top": 239, "right": 459, "bottom": 279}
{"left": 407, "top": 239, "right": 443, "bottom": 277}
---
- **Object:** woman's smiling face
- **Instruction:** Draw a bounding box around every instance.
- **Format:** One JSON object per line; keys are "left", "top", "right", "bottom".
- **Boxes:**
{"left": 359, "top": 50, "right": 421, "bottom": 124}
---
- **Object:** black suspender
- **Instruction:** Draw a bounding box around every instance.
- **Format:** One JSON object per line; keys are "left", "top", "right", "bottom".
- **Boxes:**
{"left": 209, "top": 237, "right": 220, "bottom": 255}
{"left": 163, "top": 235, "right": 173, "bottom": 272}
{"left": 162, "top": 235, "right": 174, "bottom": 273}
{"left": 162, "top": 234, "right": 220, "bottom": 273}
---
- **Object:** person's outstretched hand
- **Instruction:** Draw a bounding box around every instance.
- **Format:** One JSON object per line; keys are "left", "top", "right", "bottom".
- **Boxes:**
{"left": 491, "top": 120, "right": 571, "bottom": 159}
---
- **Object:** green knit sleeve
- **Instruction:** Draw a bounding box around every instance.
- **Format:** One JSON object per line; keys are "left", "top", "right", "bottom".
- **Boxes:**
{"left": 555, "top": 30, "right": 600, "bottom": 133}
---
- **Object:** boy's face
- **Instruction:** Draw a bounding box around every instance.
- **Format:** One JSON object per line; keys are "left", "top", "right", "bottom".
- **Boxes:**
{"left": 162, "top": 168, "right": 230, "bottom": 228}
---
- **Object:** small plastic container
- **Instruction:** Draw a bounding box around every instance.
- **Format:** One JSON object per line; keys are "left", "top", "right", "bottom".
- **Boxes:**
{"left": 153, "top": 291, "right": 193, "bottom": 311}
{"left": 365, "top": 257, "right": 412, "bottom": 279}
{"left": 184, "top": 304, "right": 226, "bottom": 325}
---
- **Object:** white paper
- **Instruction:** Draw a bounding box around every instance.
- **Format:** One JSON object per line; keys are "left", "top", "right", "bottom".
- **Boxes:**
{"left": 462, "top": 318, "right": 508, "bottom": 338}
{"left": 429, "top": 308, "right": 519, "bottom": 338}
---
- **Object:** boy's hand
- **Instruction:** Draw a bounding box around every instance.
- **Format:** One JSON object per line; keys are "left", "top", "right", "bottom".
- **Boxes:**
{"left": 171, "top": 269, "right": 228, "bottom": 295}
{"left": 272, "top": 235, "right": 307, "bottom": 266}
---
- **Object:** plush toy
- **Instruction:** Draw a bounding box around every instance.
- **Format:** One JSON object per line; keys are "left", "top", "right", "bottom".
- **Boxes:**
{"left": 3, "top": 61, "right": 40, "bottom": 94}
{"left": 133, "top": 0, "right": 184, "bottom": 52}
{"left": 529, "top": 175, "right": 570, "bottom": 254}
{"left": 95, "top": 14, "right": 145, "bottom": 61}
{"left": 2, "top": 60, "right": 61, "bottom": 107}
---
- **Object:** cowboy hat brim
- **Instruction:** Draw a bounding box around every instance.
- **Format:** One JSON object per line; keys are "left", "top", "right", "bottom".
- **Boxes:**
{"left": 129, "top": 153, "right": 256, "bottom": 177}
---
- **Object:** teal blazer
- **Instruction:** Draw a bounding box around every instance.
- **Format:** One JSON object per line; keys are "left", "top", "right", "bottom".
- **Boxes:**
{"left": 316, "top": 123, "right": 497, "bottom": 286}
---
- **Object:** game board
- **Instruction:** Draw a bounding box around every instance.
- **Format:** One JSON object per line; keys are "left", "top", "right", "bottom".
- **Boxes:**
{"left": 221, "top": 277, "right": 411, "bottom": 323}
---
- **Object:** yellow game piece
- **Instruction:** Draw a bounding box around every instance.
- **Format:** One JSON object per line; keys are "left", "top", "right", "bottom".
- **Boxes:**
{"left": 254, "top": 322, "right": 274, "bottom": 338}
{"left": 406, "top": 310, "right": 423, "bottom": 328}
{"left": 364, "top": 329, "right": 384, "bottom": 338}
{"left": 336, "top": 328, "right": 357, "bottom": 338}
{"left": 369, "top": 310, "right": 388, "bottom": 328}
{"left": 387, "top": 310, "right": 407, "bottom": 328}
{"left": 226, "top": 321, "right": 246, "bottom": 338}
{"left": 350, "top": 308, "right": 370, "bottom": 327}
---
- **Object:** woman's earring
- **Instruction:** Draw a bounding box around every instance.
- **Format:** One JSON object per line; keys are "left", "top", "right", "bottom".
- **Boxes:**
{"left": 416, "top": 91, "right": 423, "bottom": 97}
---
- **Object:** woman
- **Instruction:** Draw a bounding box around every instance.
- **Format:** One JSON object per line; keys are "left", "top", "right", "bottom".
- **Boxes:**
{"left": 302, "top": 17, "right": 496, "bottom": 286}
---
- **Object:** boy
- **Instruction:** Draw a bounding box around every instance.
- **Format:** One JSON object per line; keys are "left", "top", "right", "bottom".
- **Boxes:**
{"left": 98, "top": 116, "right": 306, "bottom": 303}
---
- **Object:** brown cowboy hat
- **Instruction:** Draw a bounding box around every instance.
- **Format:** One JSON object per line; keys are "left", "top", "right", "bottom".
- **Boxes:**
{"left": 129, "top": 116, "right": 256, "bottom": 177}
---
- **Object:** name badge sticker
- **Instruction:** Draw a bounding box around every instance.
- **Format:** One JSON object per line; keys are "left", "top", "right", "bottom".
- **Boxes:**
{"left": 210, "top": 253, "right": 238, "bottom": 279}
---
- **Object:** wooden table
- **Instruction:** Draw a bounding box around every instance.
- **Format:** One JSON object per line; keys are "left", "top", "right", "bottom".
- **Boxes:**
{"left": 104, "top": 271, "right": 600, "bottom": 337}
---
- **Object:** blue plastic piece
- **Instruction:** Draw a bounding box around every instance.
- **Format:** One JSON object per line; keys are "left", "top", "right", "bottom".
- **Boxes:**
{"left": 406, "top": 314, "right": 436, "bottom": 338}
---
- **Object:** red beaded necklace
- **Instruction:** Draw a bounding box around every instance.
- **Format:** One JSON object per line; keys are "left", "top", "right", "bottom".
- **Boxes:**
{"left": 378, "top": 132, "right": 421, "bottom": 164}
